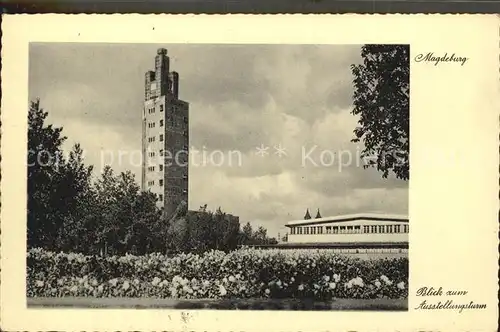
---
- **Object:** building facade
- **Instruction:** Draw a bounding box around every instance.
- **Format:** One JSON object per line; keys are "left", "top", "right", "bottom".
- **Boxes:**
{"left": 142, "top": 48, "right": 189, "bottom": 217}
{"left": 285, "top": 213, "right": 409, "bottom": 246}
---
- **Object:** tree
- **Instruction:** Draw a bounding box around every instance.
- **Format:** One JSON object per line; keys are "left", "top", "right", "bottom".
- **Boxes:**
{"left": 351, "top": 45, "right": 410, "bottom": 180}
{"left": 93, "top": 167, "right": 162, "bottom": 255}
{"left": 185, "top": 210, "right": 212, "bottom": 253}
{"left": 130, "top": 191, "right": 163, "bottom": 254}
{"left": 54, "top": 144, "right": 95, "bottom": 252}
{"left": 27, "top": 99, "right": 67, "bottom": 248}
{"left": 281, "top": 233, "right": 288, "bottom": 243}
{"left": 27, "top": 99, "right": 168, "bottom": 254}
{"left": 166, "top": 201, "right": 190, "bottom": 253}
{"left": 254, "top": 226, "right": 268, "bottom": 244}
{"left": 268, "top": 237, "right": 278, "bottom": 245}
{"left": 241, "top": 222, "right": 253, "bottom": 245}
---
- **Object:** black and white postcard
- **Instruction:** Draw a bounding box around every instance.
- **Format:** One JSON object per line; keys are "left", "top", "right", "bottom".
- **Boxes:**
{"left": 1, "top": 14, "right": 498, "bottom": 332}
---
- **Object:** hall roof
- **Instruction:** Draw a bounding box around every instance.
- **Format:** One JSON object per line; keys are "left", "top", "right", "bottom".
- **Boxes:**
{"left": 285, "top": 213, "right": 408, "bottom": 227}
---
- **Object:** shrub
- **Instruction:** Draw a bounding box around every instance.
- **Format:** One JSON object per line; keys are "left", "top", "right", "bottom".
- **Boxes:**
{"left": 27, "top": 248, "right": 408, "bottom": 300}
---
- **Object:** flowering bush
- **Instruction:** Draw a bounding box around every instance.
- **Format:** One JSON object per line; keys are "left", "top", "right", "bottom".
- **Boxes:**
{"left": 27, "top": 248, "right": 408, "bottom": 300}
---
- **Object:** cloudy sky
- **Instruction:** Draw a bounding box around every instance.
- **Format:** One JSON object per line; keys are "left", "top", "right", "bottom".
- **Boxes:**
{"left": 29, "top": 43, "right": 408, "bottom": 238}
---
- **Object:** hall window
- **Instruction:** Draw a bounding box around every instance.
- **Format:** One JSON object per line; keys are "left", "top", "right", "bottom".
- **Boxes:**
{"left": 305, "top": 227, "right": 309, "bottom": 235}
{"left": 395, "top": 224, "right": 401, "bottom": 233}
{"left": 311, "top": 227, "right": 316, "bottom": 235}
{"left": 317, "top": 226, "right": 323, "bottom": 234}
{"left": 388, "top": 225, "right": 393, "bottom": 233}
{"left": 326, "top": 226, "right": 332, "bottom": 234}
{"left": 372, "top": 225, "right": 377, "bottom": 233}
{"left": 333, "top": 226, "right": 338, "bottom": 234}
{"left": 378, "top": 225, "right": 384, "bottom": 233}
{"left": 363, "top": 225, "right": 370, "bottom": 233}
{"left": 340, "top": 226, "right": 346, "bottom": 234}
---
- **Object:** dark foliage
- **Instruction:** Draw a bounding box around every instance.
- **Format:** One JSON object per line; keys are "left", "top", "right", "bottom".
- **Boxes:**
{"left": 27, "top": 100, "right": 275, "bottom": 255}
{"left": 351, "top": 45, "right": 410, "bottom": 180}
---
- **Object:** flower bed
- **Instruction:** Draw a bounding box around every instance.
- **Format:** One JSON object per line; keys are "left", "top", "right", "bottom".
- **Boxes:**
{"left": 27, "top": 248, "right": 408, "bottom": 300}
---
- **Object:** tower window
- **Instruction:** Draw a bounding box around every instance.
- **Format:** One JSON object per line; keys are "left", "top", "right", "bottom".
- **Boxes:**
{"left": 159, "top": 194, "right": 163, "bottom": 201}
{"left": 159, "top": 164, "right": 163, "bottom": 171}
{"left": 160, "top": 119, "right": 164, "bottom": 127}
{"left": 160, "top": 105, "right": 164, "bottom": 112}
{"left": 159, "top": 149, "right": 163, "bottom": 156}
{"left": 159, "top": 179, "right": 163, "bottom": 186}
{"left": 160, "top": 134, "right": 164, "bottom": 141}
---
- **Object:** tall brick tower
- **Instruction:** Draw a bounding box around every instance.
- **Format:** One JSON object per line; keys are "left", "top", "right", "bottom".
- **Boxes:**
{"left": 142, "top": 48, "right": 189, "bottom": 217}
